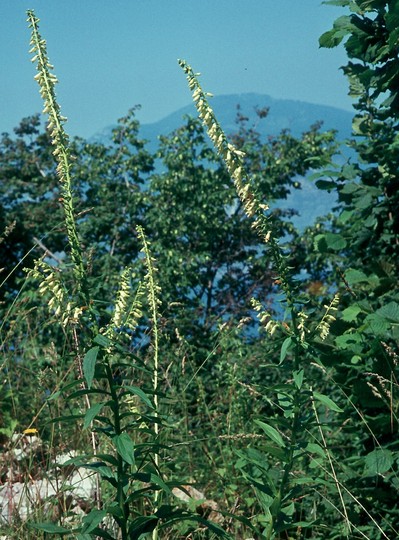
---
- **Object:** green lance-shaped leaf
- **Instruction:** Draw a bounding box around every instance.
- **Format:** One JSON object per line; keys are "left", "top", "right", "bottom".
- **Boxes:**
{"left": 84, "top": 462, "right": 117, "bottom": 483}
{"left": 293, "top": 369, "right": 304, "bottom": 389}
{"left": 255, "top": 419, "right": 285, "bottom": 448}
{"left": 128, "top": 516, "right": 159, "bottom": 538}
{"left": 113, "top": 432, "right": 136, "bottom": 466}
{"left": 123, "top": 385, "right": 154, "bottom": 409}
{"left": 313, "top": 391, "right": 343, "bottom": 413}
{"left": 83, "top": 346, "right": 99, "bottom": 389}
{"left": 77, "top": 530, "right": 115, "bottom": 540}
{"left": 29, "top": 523, "right": 70, "bottom": 534}
{"left": 81, "top": 509, "right": 107, "bottom": 534}
{"left": 280, "top": 336, "right": 292, "bottom": 364}
{"left": 126, "top": 472, "right": 171, "bottom": 499}
{"left": 83, "top": 402, "right": 106, "bottom": 429}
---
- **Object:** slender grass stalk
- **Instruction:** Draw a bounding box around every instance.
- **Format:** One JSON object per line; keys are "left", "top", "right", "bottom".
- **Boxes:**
{"left": 309, "top": 455, "right": 391, "bottom": 540}
{"left": 311, "top": 394, "right": 351, "bottom": 536}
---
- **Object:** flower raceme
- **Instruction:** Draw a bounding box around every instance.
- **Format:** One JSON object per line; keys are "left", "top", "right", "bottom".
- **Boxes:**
{"left": 178, "top": 60, "right": 271, "bottom": 243}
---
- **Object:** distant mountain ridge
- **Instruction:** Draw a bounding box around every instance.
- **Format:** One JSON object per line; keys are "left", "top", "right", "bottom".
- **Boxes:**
{"left": 92, "top": 93, "right": 354, "bottom": 229}
{"left": 93, "top": 92, "right": 353, "bottom": 147}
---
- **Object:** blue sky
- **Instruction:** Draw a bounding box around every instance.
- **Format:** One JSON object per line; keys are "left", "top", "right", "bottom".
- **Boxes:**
{"left": 2, "top": 1, "right": 350, "bottom": 139}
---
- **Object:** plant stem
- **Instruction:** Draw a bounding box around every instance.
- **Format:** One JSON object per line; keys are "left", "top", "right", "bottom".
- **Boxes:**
{"left": 106, "top": 362, "right": 129, "bottom": 540}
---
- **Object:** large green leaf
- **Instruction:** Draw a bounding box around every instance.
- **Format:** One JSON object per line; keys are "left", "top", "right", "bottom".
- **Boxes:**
{"left": 83, "top": 346, "right": 99, "bottom": 389}
{"left": 376, "top": 302, "right": 399, "bottom": 323}
{"left": 313, "top": 391, "right": 343, "bottom": 413}
{"left": 127, "top": 471, "right": 171, "bottom": 496}
{"left": 293, "top": 369, "right": 304, "bottom": 389}
{"left": 255, "top": 420, "right": 285, "bottom": 448}
{"left": 306, "top": 442, "right": 327, "bottom": 459}
{"left": 77, "top": 530, "right": 115, "bottom": 540}
{"left": 344, "top": 269, "right": 368, "bottom": 285}
{"left": 319, "top": 15, "right": 352, "bottom": 48}
{"left": 113, "top": 432, "right": 135, "bottom": 466}
{"left": 342, "top": 304, "right": 362, "bottom": 322}
{"left": 83, "top": 402, "right": 106, "bottom": 429}
{"left": 29, "top": 523, "right": 70, "bottom": 534}
{"left": 83, "top": 462, "right": 117, "bottom": 483}
{"left": 365, "top": 314, "right": 390, "bottom": 335}
{"left": 81, "top": 509, "right": 107, "bottom": 534}
{"left": 335, "top": 331, "right": 363, "bottom": 352}
{"left": 364, "top": 449, "right": 393, "bottom": 475}
{"left": 128, "top": 515, "right": 158, "bottom": 538}
{"left": 325, "top": 232, "right": 347, "bottom": 250}
{"left": 315, "top": 179, "right": 338, "bottom": 191}
{"left": 280, "top": 337, "right": 292, "bottom": 364}
{"left": 122, "top": 385, "right": 154, "bottom": 409}
{"left": 315, "top": 233, "right": 347, "bottom": 252}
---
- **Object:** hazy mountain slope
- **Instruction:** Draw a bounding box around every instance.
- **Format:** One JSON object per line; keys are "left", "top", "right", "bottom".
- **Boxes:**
{"left": 93, "top": 93, "right": 353, "bottom": 146}
{"left": 92, "top": 94, "right": 354, "bottom": 228}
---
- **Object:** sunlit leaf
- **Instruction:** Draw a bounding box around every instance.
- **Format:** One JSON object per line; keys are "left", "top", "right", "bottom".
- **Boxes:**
{"left": 122, "top": 385, "right": 154, "bottom": 409}
{"left": 342, "top": 304, "right": 362, "bottom": 322}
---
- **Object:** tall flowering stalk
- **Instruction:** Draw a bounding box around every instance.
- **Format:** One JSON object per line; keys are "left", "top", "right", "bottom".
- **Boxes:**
{"left": 316, "top": 293, "right": 339, "bottom": 340}
{"left": 179, "top": 60, "right": 350, "bottom": 538}
{"left": 137, "top": 226, "right": 162, "bottom": 415}
{"left": 178, "top": 59, "right": 298, "bottom": 317}
{"left": 104, "top": 268, "right": 145, "bottom": 339}
{"left": 27, "top": 10, "right": 85, "bottom": 292}
{"left": 137, "top": 226, "right": 162, "bottom": 540}
{"left": 178, "top": 61, "right": 269, "bottom": 234}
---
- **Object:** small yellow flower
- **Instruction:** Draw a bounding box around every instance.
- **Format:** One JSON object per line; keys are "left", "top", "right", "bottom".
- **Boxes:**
{"left": 23, "top": 428, "right": 38, "bottom": 436}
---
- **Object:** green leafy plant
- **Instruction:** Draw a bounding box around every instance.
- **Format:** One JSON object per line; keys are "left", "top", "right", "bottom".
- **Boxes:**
{"left": 22, "top": 10, "right": 230, "bottom": 540}
{"left": 2, "top": 3, "right": 399, "bottom": 539}
{"left": 178, "top": 55, "right": 397, "bottom": 539}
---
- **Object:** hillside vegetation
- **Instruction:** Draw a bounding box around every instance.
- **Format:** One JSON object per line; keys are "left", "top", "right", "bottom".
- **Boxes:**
{"left": 1, "top": 2, "right": 399, "bottom": 538}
